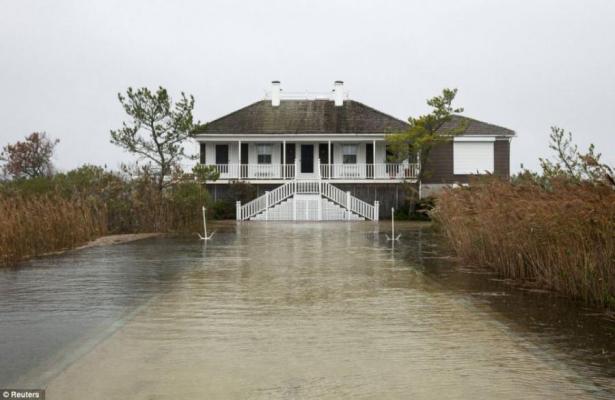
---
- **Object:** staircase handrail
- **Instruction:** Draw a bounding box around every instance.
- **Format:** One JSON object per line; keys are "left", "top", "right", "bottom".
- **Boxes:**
{"left": 240, "top": 180, "right": 296, "bottom": 220}
{"left": 240, "top": 180, "right": 377, "bottom": 221}
{"left": 320, "top": 181, "right": 375, "bottom": 220}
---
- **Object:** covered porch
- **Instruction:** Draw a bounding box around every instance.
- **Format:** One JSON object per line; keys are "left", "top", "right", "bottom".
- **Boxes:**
{"left": 198, "top": 137, "right": 419, "bottom": 182}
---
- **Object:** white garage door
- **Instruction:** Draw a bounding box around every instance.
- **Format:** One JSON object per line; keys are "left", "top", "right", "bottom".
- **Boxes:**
{"left": 453, "top": 141, "right": 494, "bottom": 175}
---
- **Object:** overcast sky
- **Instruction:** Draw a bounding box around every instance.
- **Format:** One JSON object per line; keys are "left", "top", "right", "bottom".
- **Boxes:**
{"left": 1, "top": 0, "right": 614, "bottom": 172}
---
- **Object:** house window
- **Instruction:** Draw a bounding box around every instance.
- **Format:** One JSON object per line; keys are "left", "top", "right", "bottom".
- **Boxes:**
{"left": 257, "top": 144, "right": 272, "bottom": 164}
{"left": 342, "top": 144, "right": 357, "bottom": 164}
{"left": 453, "top": 140, "right": 494, "bottom": 174}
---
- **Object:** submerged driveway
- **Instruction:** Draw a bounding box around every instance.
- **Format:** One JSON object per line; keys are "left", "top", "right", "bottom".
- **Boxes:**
{"left": 3, "top": 222, "right": 613, "bottom": 399}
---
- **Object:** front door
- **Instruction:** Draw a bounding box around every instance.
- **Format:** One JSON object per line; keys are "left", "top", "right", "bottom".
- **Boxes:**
{"left": 300, "top": 144, "right": 314, "bottom": 173}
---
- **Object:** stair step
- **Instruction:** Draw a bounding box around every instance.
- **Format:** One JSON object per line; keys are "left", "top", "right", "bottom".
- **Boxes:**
{"left": 249, "top": 194, "right": 365, "bottom": 221}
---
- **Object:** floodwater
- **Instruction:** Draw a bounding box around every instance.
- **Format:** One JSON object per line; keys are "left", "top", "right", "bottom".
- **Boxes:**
{"left": 0, "top": 222, "right": 614, "bottom": 399}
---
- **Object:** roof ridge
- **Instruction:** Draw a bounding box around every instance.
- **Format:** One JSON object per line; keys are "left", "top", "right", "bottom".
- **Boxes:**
{"left": 194, "top": 99, "right": 267, "bottom": 133}
{"left": 347, "top": 100, "right": 409, "bottom": 131}
{"left": 198, "top": 98, "right": 433, "bottom": 135}
{"left": 451, "top": 114, "right": 515, "bottom": 135}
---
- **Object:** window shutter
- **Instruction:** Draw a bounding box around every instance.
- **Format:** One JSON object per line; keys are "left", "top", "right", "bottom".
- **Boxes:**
{"left": 199, "top": 143, "right": 206, "bottom": 164}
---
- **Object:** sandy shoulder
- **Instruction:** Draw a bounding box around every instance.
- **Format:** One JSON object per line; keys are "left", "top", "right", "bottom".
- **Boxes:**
{"left": 33, "top": 233, "right": 164, "bottom": 259}
{"left": 74, "top": 233, "right": 163, "bottom": 250}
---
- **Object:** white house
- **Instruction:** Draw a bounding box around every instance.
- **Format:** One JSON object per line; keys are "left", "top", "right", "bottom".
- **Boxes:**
{"left": 194, "top": 81, "right": 514, "bottom": 221}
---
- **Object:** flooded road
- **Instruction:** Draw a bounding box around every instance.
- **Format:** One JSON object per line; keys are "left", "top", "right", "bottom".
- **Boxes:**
{"left": 1, "top": 222, "right": 614, "bottom": 399}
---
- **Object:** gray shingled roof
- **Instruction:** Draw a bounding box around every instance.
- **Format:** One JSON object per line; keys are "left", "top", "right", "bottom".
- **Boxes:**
{"left": 439, "top": 115, "right": 515, "bottom": 137}
{"left": 195, "top": 99, "right": 410, "bottom": 134}
{"left": 194, "top": 99, "right": 514, "bottom": 137}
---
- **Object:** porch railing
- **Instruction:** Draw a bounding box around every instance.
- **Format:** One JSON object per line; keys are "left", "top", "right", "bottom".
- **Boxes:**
{"left": 211, "top": 162, "right": 419, "bottom": 180}
{"left": 212, "top": 164, "right": 296, "bottom": 179}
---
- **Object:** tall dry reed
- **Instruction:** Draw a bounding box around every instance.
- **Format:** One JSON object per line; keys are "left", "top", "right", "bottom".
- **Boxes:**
{"left": 432, "top": 178, "right": 615, "bottom": 309}
{"left": 0, "top": 193, "right": 107, "bottom": 266}
{"left": 0, "top": 166, "right": 212, "bottom": 266}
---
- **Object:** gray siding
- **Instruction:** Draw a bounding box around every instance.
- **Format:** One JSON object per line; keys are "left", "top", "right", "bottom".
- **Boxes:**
{"left": 494, "top": 139, "right": 510, "bottom": 178}
{"left": 421, "top": 141, "right": 458, "bottom": 184}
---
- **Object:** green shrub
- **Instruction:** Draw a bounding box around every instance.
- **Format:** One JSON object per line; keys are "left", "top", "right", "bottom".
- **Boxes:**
{"left": 209, "top": 200, "right": 236, "bottom": 220}
{"left": 395, "top": 197, "right": 435, "bottom": 221}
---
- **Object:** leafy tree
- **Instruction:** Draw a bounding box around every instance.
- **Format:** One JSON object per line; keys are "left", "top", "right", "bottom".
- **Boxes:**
{"left": 110, "top": 87, "right": 196, "bottom": 190}
{"left": 0, "top": 132, "right": 59, "bottom": 179}
{"left": 386, "top": 88, "right": 466, "bottom": 203}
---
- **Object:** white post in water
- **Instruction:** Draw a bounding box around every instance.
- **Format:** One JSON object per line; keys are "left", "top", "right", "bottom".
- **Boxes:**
{"left": 391, "top": 207, "right": 395, "bottom": 238}
{"left": 386, "top": 207, "right": 401, "bottom": 241}
{"left": 203, "top": 206, "right": 208, "bottom": 237}
{"left": 236, "top": 201, "right": 241, "bottom": 221}
{"left": 198, "top": 206, "right": 215, "bottom": 240}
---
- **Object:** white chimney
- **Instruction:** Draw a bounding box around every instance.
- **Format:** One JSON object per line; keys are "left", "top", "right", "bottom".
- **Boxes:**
{"left": 334, "top": 80, "right": 344, "bottom": 106}
{"left": 271, "top": 81, "right": 281, "bottom": 106}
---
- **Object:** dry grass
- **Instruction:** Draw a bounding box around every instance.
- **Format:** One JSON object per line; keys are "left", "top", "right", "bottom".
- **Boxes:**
{"left": 0, "top": 193, "right": 107, "bottom": 266}
{"left": 0, "top": 168, "right": 211, "bottom": 266}
{"left": 432, "top": 178, "right": 615, "bottom": 309}
{"left": 102, "top": 179, "right": 209, "bottom": 234}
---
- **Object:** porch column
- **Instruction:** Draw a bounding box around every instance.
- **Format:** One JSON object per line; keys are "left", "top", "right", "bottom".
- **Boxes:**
{"left": 373, "top": 139, "right": 376, "bottom": 179}
{"left": 328, "top": 140, "right": 331, "bottom": 178}
{"left": 283, "top": 140, "right": 286, "bottom": 179}
{"left": 237, "top": 140, "right": 242, "bottom": 179}
{"left": 416, "top": 152, "right": 421, "bottom": 179}
{"left": 373, "top": 140, "right": 376, "bottom": 164}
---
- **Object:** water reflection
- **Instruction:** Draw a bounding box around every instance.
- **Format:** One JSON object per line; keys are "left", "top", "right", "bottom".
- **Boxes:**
{"left": 0, "top": 222, "right": 613, "bottom": 399}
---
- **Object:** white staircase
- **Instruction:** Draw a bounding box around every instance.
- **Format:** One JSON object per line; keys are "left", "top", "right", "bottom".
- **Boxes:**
{"left": 236, "top": 180, "right": 379, "bottom": 221}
